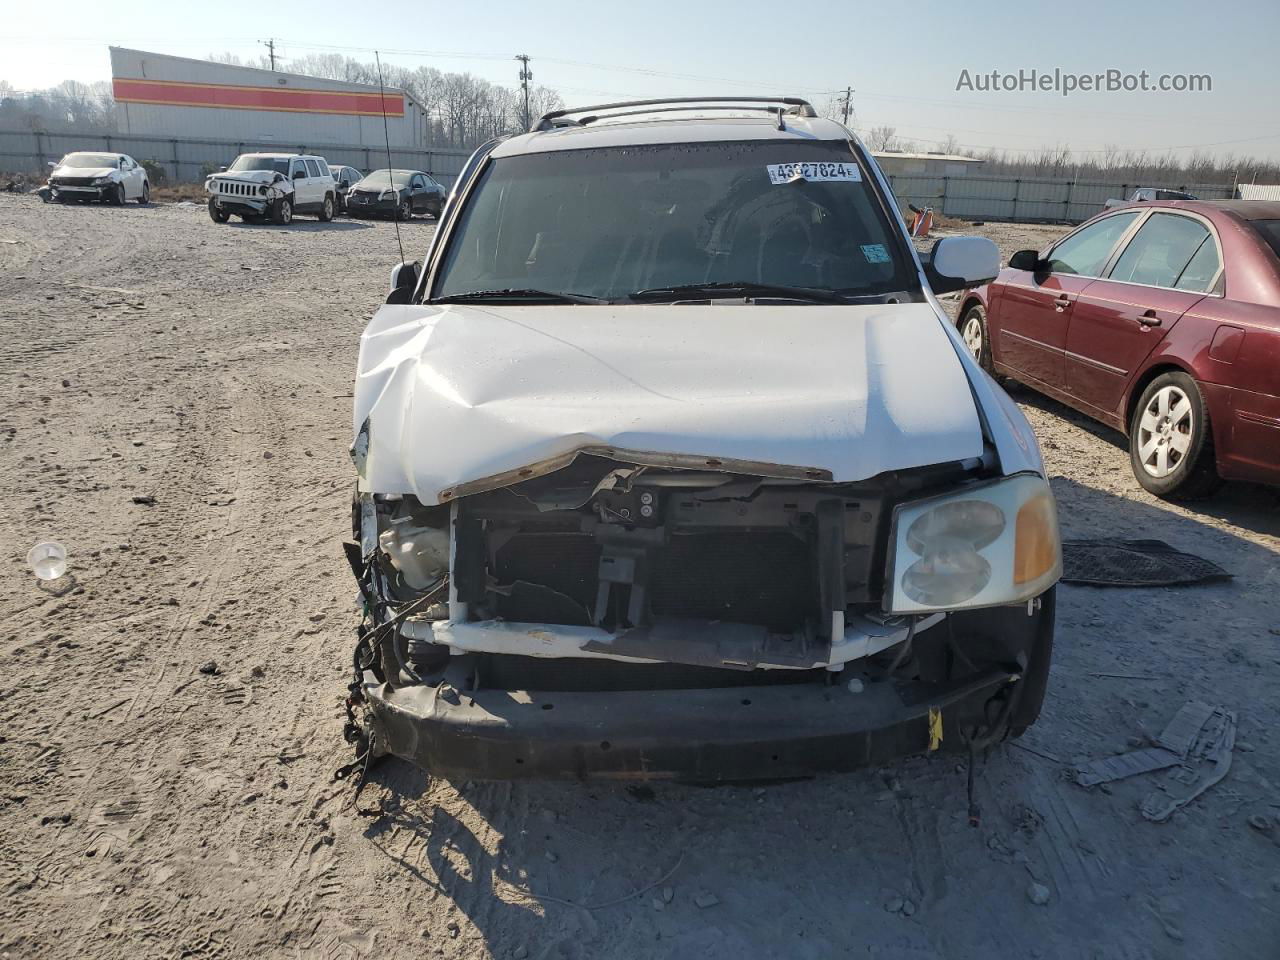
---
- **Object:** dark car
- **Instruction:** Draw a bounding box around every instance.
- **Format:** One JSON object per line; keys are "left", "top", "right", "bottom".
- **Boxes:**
{"left": 346, "top": 169, "right": 445, "bottom": 220}
{"left": 959, "top": 200, "right": 1280, "bottom": 498}
{"left": 331, "top": 165, "right": 363, "bottom": 213}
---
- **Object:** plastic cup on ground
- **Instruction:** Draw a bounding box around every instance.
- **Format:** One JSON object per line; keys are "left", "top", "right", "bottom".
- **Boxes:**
{"left": 27, "top": 542, "right": 67, "bottom": 581}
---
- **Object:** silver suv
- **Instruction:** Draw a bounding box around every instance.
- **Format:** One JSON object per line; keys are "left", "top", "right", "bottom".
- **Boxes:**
{"left": 344, "top": 97, "right": 1062, "bottom": 784}
{"left": 206, "top": 153, "right": 336, "bottom": 225}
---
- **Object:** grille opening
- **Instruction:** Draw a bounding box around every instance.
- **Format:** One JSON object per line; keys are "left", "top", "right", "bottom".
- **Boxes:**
{"left": 490, "top": 528, "right": 817, "bottom": 634}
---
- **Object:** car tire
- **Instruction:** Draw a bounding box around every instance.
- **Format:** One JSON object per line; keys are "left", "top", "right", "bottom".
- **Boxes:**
{"left": 957, "top": 304, "right": 993, "bottom": 373}
{"left": 1128, "top": 371, "right": 1222, "bottom": 500}
{"left": 138, "top": 181, "right": 150, "bottom": 205}
{"left": 208, "top": 198, "right": 230, "bottom": 223}
{"left": 397, "top": 199, "right": 411, "bottom": 221}
{"left": 272, "top": 196, "right": 293, "bottom": 226}
{"left": 319, "top": 194, "right": 335, "bottom": 222}
{"left": 110, "top": 183, "right": 126, "bottom": 206}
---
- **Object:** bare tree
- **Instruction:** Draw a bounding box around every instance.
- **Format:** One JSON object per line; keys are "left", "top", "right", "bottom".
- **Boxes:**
{"left": 865, "top": 125, "right": 898, "bottom": 151}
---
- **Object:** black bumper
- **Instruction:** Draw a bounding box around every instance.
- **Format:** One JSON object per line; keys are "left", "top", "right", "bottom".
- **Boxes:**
{"left": 346, "top": 197, "right": 399, "bottom": 217}
{"left": 366, "top": 664, "right": 1022, "bottom": 782}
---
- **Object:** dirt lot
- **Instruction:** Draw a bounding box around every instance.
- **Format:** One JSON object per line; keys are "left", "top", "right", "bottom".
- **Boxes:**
{"left": 1, "top": 196, "right": 1278, "bottom": 960}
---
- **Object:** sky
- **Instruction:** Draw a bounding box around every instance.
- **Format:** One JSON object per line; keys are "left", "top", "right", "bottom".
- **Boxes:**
{"left": 4, "top": 0, "right": 1279, "bottom": 162}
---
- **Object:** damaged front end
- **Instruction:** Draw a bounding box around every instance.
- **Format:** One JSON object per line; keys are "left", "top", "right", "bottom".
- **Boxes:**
{"left": 346, "top": 450, "right": 1058, "bottom": 782}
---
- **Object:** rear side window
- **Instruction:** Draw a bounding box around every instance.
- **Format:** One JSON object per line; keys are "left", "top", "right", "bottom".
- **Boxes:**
{"left": 1249, "top": 220, "right": 1280, "bottom": 262}
{"left": 317, "top": 160, "right": 331, "bottom": 177}
{"left": 1109, "top": 213, "right": 1210, "bottom": 289}
{"left": 304, "top": 159, "right": 321, "bottom": 178}
{"left": 1047, "top": 212, "right": 1139, "bottom": 276}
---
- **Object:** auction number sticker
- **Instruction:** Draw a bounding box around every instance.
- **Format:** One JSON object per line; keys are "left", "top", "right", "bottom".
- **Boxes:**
{"left": 860, "top": 244, "right": 891, "bottom": 264}
{"left": 766, "top": 161, "right": 862, "bottom": 185}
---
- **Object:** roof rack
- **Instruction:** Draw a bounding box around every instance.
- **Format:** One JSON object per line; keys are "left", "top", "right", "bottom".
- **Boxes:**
{"left": 532, "top": 96, "right": 817, "bottom": 132}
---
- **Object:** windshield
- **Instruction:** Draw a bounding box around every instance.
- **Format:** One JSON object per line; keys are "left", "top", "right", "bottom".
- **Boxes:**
{"left": 60, "top": 153, "right": 118, "bottom": 168}
{"left": 228, "top": 156, "right": 290, "bottom": 175}
{"left": 358, "top": 170, "right": 415, "bottom": 189}
{"left": 433, "top": 140, "right": 912, "bottom": 302}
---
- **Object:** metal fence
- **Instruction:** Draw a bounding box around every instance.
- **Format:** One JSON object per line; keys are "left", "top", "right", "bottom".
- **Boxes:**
{"left": 885, "top": 173, "right": 1236, "bottom": 225}
{"left": 0, "top": 128, "right": 474, "bottom": 187}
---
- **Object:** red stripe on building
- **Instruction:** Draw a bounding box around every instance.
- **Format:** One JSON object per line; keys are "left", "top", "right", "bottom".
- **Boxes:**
{"left": 112, "top": 78, "right": 404, "bottom": 117}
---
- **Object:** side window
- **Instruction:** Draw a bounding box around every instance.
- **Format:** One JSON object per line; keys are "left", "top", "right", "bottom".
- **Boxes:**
{"left": 317, "top": 160, "right": 331, "bottom": 177}
{"left": 1047, "top": 212, "right": 1140, "bottom": 276}
{"left": 425, "top": 174, "right": 440, "bottom": 188}
{"left": 290, "top": 159, "right": 306, "bottom": 180}
{"left": 411, "top": 175, "right": 424, "bottom": 189}
{"left": 1108, "top": 213, "right": 1210, "bottom": 289}
{"left": 304, "top": 159, "right": 321, "bottom": 178}
{"left": 1173, "top": 235, "right": 1222, "bottom": 292}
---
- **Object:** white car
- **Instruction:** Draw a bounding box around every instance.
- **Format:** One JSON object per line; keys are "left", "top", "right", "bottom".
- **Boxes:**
{"left": 205, "top": 153, "right": 337, "bottom": 225}
{"left": 345, "top": 97, "right": 1063, "bottom": 783}
{"left": 45, "top": 152, "right": 150, "bottom": 205}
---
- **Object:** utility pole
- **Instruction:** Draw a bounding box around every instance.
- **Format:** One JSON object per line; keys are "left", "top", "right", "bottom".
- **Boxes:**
{"left": 515, "top": 54, "right": 532, "bottom": 130}
{"left": 261, "top": 39, "right": 278, "bottom": 71}
{"left": 839, "top": 86, "right": 854, "bottom": 126}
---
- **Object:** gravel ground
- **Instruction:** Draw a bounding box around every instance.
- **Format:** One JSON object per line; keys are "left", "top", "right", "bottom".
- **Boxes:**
{"left": 1, "top": 195, "right": 1278, "bottom": 960}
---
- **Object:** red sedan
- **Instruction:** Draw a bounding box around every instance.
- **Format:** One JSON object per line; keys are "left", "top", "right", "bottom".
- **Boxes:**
{"left": 959, "top": 201, "right": 1280, "bottom": 498}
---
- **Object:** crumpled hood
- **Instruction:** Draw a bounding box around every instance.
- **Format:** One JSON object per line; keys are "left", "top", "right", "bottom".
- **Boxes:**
{"left": 52, "top": 166, "right": 114, "bottom": 179}
{"left": 212, "top": 170, "right": 282, "bottom": 185}
{"left": 353, "top": 303, "right": 985, "bottom": 504}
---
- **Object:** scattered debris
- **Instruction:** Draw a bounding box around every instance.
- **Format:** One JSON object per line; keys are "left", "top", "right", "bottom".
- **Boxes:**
{"left": 1140, "top": 708, "right": 1237, "bottom": 822}
{"left": 198, "top": 661, "right": 221, "bottom": 676}
{"left": 693, "top": 891, "right": 720, "bottom": 909}
{"left": 1061, "top": 539, "right": 1230, "bottom": 587}
{"left": 131, "top": 495, "right": 156, "bottom": 506}
{"left": 1027, "top": 882, "right": 1051, "bottom": 906}
{"left": 1247, "top": 814, "right": 1272, "bottom": 834}
{"left": 1073, "top": 701, "right": 1216, "bottom": 786}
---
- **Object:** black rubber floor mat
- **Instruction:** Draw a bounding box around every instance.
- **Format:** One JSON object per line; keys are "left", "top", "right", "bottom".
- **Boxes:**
{"left": 1061, "top": 539, "right": 1231, "bottom": 587}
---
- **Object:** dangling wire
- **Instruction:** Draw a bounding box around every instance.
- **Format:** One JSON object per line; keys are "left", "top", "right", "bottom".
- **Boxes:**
{"left": 374, "top": 51, "right": 406, "bottom": 266}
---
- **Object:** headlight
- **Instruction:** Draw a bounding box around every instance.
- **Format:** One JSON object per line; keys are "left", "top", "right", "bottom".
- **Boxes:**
{"left": 93, "top": 176, "right": 112, "bottom": 185}
{"left": 258, "top": 185, "right": 268, "bottom": 195}
{"left": 885, "top": 473, "right": 1060, "bottom": 614}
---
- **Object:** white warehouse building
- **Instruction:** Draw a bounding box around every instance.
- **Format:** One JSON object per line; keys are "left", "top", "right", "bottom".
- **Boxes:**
{"left": 109, "top": 47, "right": 431, "bottom": 148}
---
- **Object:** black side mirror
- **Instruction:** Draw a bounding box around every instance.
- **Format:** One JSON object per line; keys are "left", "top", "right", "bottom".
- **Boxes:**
{"left": 387, "top": 261, "right": 421, "bottom": 304}
{"left": 1009, "top": 249, "right": 1045, "bottom": 272}
{"left": 218, "top": 165, "right": 227, "bottom": 172}
{"left": 293, "top": 169, "right": 306, "bottom": 180}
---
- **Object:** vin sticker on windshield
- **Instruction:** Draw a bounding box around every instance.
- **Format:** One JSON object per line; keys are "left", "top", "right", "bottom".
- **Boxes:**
{"left": 766, "top": 161, "right": 862, "bottom": 185}
{"left": 860, "top": 244, "right": 891, "bottom": 264}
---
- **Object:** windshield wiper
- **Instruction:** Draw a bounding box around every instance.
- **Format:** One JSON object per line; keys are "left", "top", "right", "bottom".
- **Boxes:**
{"left": 433, "top": 288, "right": 607, "bottom": 305}
{"left": 628, "top": 281, "right": 849, "bottom": 304}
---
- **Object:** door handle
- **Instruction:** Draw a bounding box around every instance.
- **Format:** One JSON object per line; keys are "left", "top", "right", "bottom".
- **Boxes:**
{"left": 1136, "top": 310, "right": 1162, "bottom": 327}
{"left": 1053, "top": 296, "right": 1071, "bottom": 313}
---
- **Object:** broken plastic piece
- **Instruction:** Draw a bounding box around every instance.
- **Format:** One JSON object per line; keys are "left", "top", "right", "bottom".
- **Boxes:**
{"left": 1071, "top": 700, "right": 1218, "bottom": 787}
{"left": 1140, "top": 708, "right": 1236, "bottom": 822}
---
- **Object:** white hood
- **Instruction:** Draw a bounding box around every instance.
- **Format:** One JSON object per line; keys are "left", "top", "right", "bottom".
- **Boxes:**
{"left": 353, "top": 303, "right": 986, "bottom": 504}
{"left": 213, "top": 170, "right": 282, "bottom": 184}
{"left": 53, "top": 166, "right": 114, "bottom": 179}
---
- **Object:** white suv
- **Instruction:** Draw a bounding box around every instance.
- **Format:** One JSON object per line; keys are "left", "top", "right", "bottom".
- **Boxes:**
{"left": 205, "top": 153, "right": 336, "bottom": 225}
{"left": 345, "top": 97, "right": 1063, "bottom": 783}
